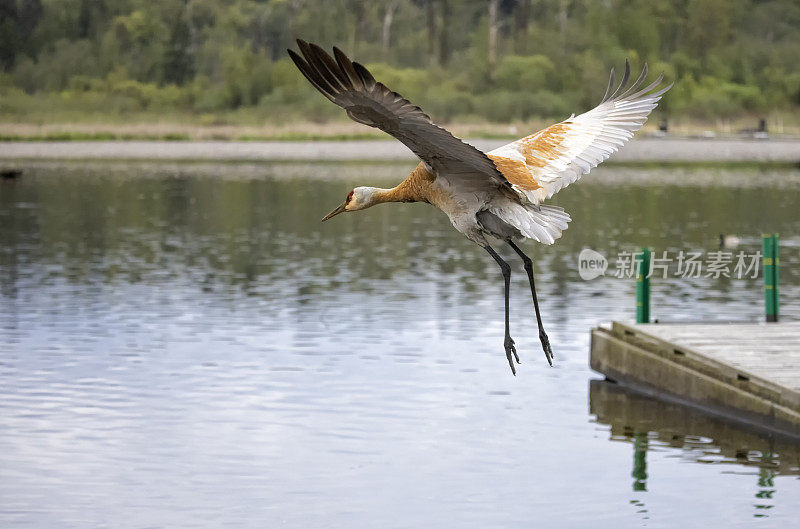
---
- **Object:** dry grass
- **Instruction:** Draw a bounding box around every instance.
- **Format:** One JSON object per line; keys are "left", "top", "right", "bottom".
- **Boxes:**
{"left": 0, "top": 115, "right": 797, "bottom": 141}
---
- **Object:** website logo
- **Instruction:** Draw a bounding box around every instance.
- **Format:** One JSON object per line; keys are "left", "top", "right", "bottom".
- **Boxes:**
{"left": 578, "top": 248, "right": 608, "bottom": 280}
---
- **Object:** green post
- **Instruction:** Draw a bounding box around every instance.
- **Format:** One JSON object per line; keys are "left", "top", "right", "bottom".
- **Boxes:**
{"left": 636, "top": 247, "right": 650, "bottom": 323}
{"left": 763, "top": 234, "right": 779, "bottom": 322}
{"left": 772, "top": 233, "right": 780, "bottom": 321}
{"left": 632, "top": 432, "right": 648, "bottom": 492}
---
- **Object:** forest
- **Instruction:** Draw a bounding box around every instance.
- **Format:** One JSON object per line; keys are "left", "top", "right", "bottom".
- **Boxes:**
{"left": 1, "top": 0, "right": 799, "bottom": 133}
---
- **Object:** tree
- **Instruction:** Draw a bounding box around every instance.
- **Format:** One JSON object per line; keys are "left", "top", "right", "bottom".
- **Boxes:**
{"left": 163, "top": 8, "right": 193, "bottom": 84}
{"left": 0, "top": 0, "right": 798, "bottom": 121}
{"left": 513, "top": 0, "right": 529, "bottom": 54}
{"left": 382, "top": 0, "right": 399, "bottom": 55}
{"left": 488, "top": 0, "right": 499, "bottom": 78}
{"left": 0, "top": 0, "right": 20, "bottom": 70}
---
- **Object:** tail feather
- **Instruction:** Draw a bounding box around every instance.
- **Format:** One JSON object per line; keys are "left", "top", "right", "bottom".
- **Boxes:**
{"left": 488, "top": 203, "right": 571, "bottom": 245}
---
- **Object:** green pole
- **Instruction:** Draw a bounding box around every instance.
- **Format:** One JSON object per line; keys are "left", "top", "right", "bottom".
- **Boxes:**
{"left": 636, "top": 247, "right": 650, "bottom": 323}
{"left": 632, "top": 432, "right": 648, "bottom": 492}
{"left": 772, "top": 233, "right": 780, "bottom": 321}
{"left": 763, "top": 234, "right": 776, "bottom": 322}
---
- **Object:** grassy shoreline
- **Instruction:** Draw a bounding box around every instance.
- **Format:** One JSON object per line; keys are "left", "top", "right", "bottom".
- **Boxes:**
{"left": 2, "top": 117, "right": 798, "bottom": 142}
{"left": 0, "top": 132, "right": 394, "bottom": 142}
{"left": 3, "top": 158, "right": 796, "bottom": 170}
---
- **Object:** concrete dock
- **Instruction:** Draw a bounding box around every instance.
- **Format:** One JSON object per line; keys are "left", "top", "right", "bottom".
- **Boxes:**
{"left": 590, "top": 322, "right": 800, "bottom": 438}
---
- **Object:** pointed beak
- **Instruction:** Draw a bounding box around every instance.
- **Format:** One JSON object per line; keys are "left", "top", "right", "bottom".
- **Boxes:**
{"left": 321, "top": 202, "right": 347, "bottom": 222}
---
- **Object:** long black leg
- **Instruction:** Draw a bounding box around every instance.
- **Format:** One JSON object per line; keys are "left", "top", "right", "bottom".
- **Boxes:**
{"left": 508, "top": 240, "right": 554, "bottom": 366}
{"left": 484, "top": 245, "right": 519, "bottom": 374}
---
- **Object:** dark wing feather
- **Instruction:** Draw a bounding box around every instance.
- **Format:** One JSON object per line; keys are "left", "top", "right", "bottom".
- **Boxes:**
{"left": 288, "top": 40, "right": 510, "bottom": 190}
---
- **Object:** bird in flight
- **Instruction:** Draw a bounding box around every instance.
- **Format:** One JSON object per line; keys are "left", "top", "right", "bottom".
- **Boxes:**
{"left": 288, "top": 40, "right": 670, "bottom": 374}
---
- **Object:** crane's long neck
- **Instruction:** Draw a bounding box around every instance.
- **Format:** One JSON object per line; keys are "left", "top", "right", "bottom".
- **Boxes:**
{"left": 372, "top": 184, "right": 417, "bottom": 204}
{"left": 371, "top": 163, "right": 433, "bottom": 205}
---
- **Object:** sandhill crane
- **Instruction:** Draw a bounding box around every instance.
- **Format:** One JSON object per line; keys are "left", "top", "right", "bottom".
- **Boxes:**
{"left": 289, "top": 40, "right": 671, "bottom": 374}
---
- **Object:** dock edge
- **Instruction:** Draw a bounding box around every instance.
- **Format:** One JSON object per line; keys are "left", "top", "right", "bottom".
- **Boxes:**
{"left": 590, "top": 325, "right": 800, "bottom": 439}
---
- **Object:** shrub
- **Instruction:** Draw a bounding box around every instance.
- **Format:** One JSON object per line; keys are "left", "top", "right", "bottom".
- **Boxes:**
{"left": 494, "top": 55, "right": 555, "bottom": 92}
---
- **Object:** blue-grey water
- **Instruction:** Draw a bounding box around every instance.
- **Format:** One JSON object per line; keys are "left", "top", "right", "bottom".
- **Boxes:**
{"left": 1, "top": 161, "right": 799, "bottom": 528}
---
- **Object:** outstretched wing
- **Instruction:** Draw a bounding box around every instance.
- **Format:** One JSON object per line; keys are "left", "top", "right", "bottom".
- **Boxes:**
{"left": 288, "top": 40, "right": 511, "bottom": 192}
{"left": 488, "top": 62, "right": 672, "bottom": 203}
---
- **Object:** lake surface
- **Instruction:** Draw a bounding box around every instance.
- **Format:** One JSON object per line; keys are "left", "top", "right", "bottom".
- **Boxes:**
{"left": 1, "top": 161, "right": 799, "bottom": 528}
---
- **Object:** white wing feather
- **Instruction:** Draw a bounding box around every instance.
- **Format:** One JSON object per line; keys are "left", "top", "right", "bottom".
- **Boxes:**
{"left": 488, "top": 63, "right": 672, "bottom": 204}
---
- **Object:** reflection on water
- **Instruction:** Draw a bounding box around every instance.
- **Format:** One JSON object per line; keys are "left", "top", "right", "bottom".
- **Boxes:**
{"left": 590, "top": 379, "right": 800, "bottom": 521}
{"left": 590, "top": 380, "right": 800, "bottom": 476}
{"left": 1, "top": 161, "right": 800, "bottom": 528}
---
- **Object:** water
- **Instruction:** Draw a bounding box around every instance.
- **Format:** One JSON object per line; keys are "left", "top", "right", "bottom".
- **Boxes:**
{"left": 1, "top": 161, "right": 799, "bottom": 528}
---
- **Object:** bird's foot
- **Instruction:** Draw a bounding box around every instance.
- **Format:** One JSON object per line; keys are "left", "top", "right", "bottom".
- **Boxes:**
{"left": 539, "top": 330, "right": 554, "bottom": 366}
{"left": 504, "top": 336, "right": 519, "bottom": 375}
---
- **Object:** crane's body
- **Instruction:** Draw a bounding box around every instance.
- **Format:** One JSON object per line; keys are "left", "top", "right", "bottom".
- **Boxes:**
{"left": 339, "top": 161, "right": 569, "bottom": 247}
{"left": 290, "top": 40, "right": 671, "bottom": 374}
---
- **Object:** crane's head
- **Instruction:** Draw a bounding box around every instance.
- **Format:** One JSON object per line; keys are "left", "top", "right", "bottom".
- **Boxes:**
{"left": 321, "top": 187, "right": 379, "bottom": 221}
